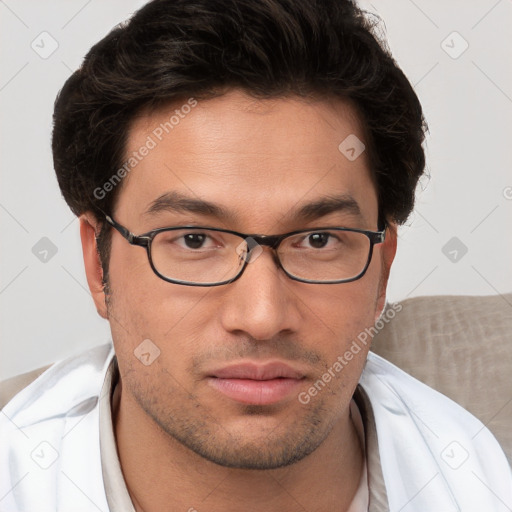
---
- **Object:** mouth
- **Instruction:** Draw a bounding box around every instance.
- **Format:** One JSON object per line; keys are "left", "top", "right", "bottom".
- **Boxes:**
{"left": 206, "top": 362, "right": 306, "bottom": 405}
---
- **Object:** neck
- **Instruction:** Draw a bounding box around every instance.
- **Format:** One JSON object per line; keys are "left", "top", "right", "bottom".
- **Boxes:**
{"left": 112, "top": 378, "right": 364, "bottom": 512}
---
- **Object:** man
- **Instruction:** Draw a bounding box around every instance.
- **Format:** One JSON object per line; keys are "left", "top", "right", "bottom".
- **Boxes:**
{"left": 1, "top": 0, "right": 511, "bottom": 511}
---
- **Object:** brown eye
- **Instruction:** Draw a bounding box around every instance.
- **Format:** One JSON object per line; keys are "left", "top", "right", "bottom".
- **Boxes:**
{"left": 183, "top": 233, "right": 207, "bottom": 249}
{"left": 307, "top": 232, "right": 330, "bottom": 249}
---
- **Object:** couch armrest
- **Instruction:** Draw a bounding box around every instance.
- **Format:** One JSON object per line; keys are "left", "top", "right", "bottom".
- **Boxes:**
{"left": 371, "top": 294, "right": 512, "bottom": 464}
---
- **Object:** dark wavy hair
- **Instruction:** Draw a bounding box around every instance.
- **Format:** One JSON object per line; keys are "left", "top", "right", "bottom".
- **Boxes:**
{"left": 52, "top": 0, "right": 427, "bottom": 278}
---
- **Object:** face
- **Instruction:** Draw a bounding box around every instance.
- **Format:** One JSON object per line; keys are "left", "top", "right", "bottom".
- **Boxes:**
{"left": 82, "top": 89, "right": 396, "bottom": 469}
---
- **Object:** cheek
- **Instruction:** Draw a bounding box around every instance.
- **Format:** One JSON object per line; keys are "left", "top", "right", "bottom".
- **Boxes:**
{"left": 294, "top": 285, "right": 377, "bottom": 412}
{"left": 295, "top": 271, "right": 382, "bottom": 388}
{"left": 108, "top": 238, "right": 201, "bottom": 331}
{"left": 302, "top": 271, "right": 381, "bottom": 335}
{"left": 107, "top": 255, "right": 215, "bottom": 375}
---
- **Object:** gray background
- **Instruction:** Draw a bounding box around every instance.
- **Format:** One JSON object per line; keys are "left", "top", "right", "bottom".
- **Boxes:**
{"left": 1, "top": 0, "right": 511, "bottom": 379}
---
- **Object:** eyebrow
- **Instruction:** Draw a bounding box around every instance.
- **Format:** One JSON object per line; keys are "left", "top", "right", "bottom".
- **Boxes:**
{"left": 144, "top": 191, "right": 237, "bottom": 223}
{"left": 295, "top": 195, "right": 362, "bottom": 222}
{"left": 143, "top": 191, "right": 362, "bottom": 224}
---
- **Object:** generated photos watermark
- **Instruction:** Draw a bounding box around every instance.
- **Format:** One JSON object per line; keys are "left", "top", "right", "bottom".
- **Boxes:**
{"left": 93, "top": 97, "right": 198, "bottom": 200}
{"left": 298, "top": 301, "right": 402, "bottom": 405}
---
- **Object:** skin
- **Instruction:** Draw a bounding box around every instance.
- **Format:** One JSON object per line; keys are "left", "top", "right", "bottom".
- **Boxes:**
{"left": 80, "top": 89, "right": 397, "bottom": 512}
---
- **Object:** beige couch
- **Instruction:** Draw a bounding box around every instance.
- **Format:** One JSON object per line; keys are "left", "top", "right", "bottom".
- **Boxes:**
{"left": 372, "top": 293, "right": 512, "bottom": 464}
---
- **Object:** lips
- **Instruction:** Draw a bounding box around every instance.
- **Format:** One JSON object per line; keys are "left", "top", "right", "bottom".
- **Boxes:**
{"left": 207, "top": 362, "right": 305, "bottom": 405}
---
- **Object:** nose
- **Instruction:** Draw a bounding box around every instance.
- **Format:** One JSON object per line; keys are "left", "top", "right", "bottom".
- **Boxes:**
{"left": 219, "top": 246, "right": 302, "bottom": 340}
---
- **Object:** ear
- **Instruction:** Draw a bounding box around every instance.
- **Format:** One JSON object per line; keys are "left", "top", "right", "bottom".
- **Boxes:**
{"left": 375, "top": 222, "right": 397, "bottom": 322}
{"left": 79, "top": 212, "right": 108, "bottom": 319}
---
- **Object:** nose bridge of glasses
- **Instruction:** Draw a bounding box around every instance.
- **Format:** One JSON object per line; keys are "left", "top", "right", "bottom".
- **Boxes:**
{"left": 250, "top": 234, "right": 282, "bottom": 248}
{"left": 236, "top": 234, "right": 283, "bottom": 266}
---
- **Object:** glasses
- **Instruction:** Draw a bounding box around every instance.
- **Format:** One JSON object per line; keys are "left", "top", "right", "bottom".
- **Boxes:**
{"left": 104, "top": 215, "right": 386, "bottom": 287}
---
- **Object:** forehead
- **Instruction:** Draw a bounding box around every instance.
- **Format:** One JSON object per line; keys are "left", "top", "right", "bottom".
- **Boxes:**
{"left": 115, "top": 89, "right": 377, "bottom": 229}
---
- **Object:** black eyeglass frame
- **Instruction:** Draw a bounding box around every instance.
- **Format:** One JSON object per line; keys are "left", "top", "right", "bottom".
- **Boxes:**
{"left": 103, "top": 214, "right": 387, "bottom": 286}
